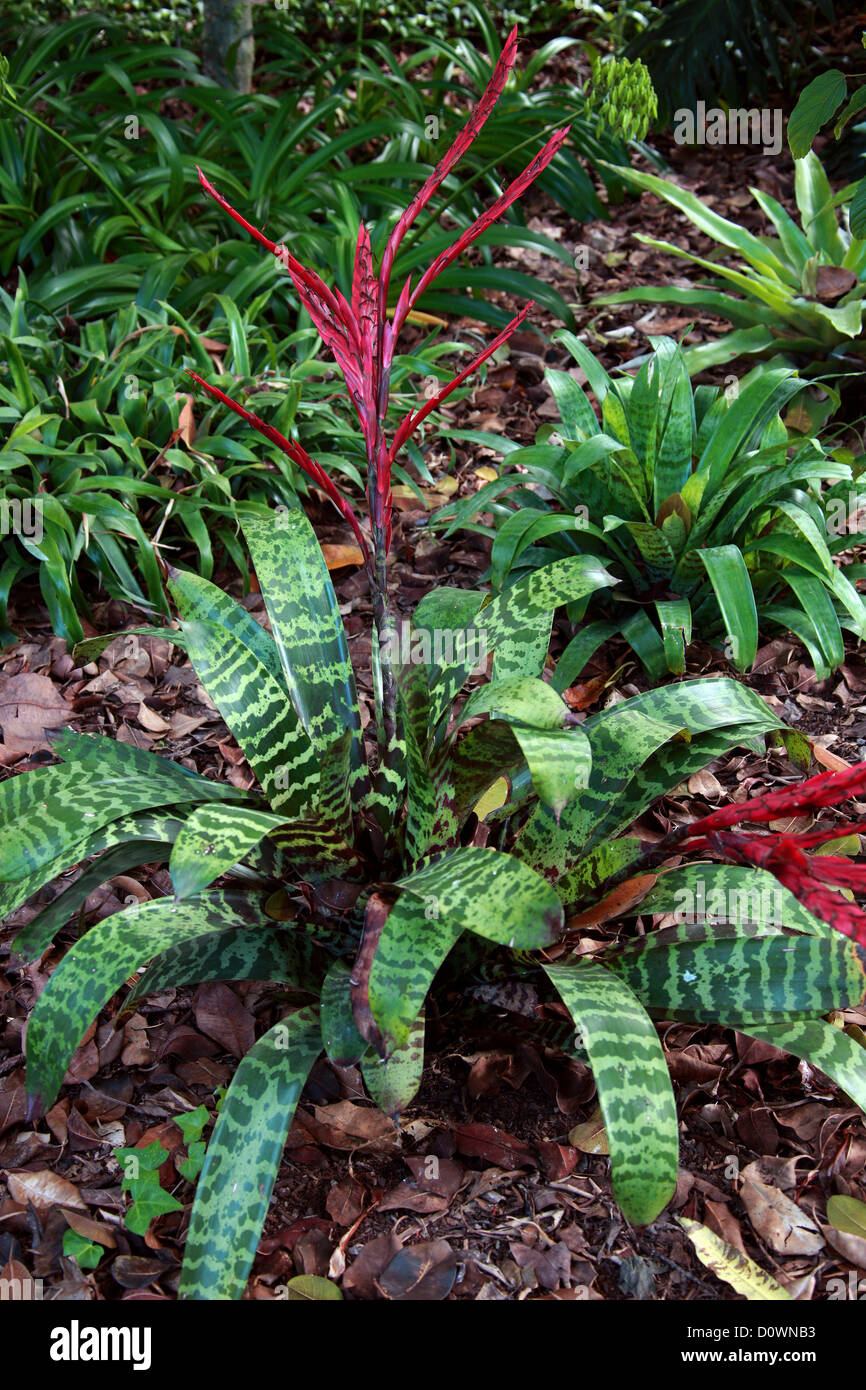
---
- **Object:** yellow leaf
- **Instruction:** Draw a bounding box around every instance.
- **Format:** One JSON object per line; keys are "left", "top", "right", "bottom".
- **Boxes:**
{"left": 475, "top": 466, "right": 499, "bottom": 482}
{"left": 678, "top": 1218, "right": 792, "bottom": 1299}
{"left": 473, "top": 777, "right": 509, "bottom": 822}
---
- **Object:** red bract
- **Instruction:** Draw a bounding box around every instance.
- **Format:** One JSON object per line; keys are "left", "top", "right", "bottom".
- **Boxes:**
{"left": 665, "top": 763, "right": 866, "bottom": 949}
{"left": 703, "top": 828, "right": 866, "bottom": 950}
{"left": 190, "top": 26, "right": 568, "bottom": 566}
{"left": 673, "top": 760, "right": 866, "bottom": 841}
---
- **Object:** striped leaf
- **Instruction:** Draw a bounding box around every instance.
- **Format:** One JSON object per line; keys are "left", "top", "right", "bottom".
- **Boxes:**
{"left": 167, "top": 565, "right": 285, "bottom": 685}
{"left": 516, "top": 678, "right": 779, "bottom": 892}
{"left": 420, "top": 556, "right": 616, "bottom": 727}
{"left": 180, "top": 618, "right": 319, "bottom": 817}
{"left": 740, "top": 1020, "right": 866, "bottom": 1113}
{"left": 542, "top": 958, "right": 678, "bottom": 1226}
{"left": 26, "top": 891, "right": 273, "bottom": 1111}
{"left": 321, "top": 959, "right": 367, "bottom": 1066}
{"left": 458, "top": 676, "right": 592, "bottom": 816}
{"left": 169, "top": 805, "right": 290, "bottom": 901}
{"left": 5, "top": 813, "right": 184, "bottom": 954}
{"left": 240, "top": 513, "right": 365, "bottom": 796}
{"left": 638, "top": 864, "right": 831, "bottom": 937}
{"left": 179, "top": 1007, "right": 322, "bottom": 1300}
{"left": 0, "top": 760, "right": 233, "bottom": 886}
{"left": 12, "top": 838, "right": 176, "bottom": 960}
{"left": 123, "top": 926, "right": 317, "bottom": 1016}
{"left": 608, "top": 932, "right": 866, "bottom": 1025}
{"left": 368, "top": 849, "right": 563, "bottom": 1051}
{"left": 362, "top": 1010, "right": 426, "bottom": 1119}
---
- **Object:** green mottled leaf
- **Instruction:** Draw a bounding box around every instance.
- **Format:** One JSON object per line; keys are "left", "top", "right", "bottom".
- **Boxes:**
{"left": 170, "top": 804, "right": 288, "bottom": 900}
{"left": 241, "top": 513, "right": 364, "bottom": 793}
{"left": 369, "top": 849, "right": 562, "bottom": 1051}
{"left": 26, "top": 892, "right": 273, "bottom": 1110}
{"left": 321, "top": 959, "right": 367, "bottom": 1066}
{"left": 168, "top": 565, "right": 285, "bottom": 684}
{"left": 122, "top": 926, "right": 316, "bottom": 1016}
{"left": 742, "top": 1019, "right": 866, "bottom": 1113}
{"left": 179, "top": 1007, "right": 322, "bottom": 1300}
{"left": 180, "top": 618, "right": 319, "bottom": 816}
{"left": 362, "top": 1010, "right": 426, "bottom": 1118}
{"left": 542, "top": 958, "right": 678, "bottom": 1225}
{"left": 609, "top": 932, "right": 866, "bottom": 1024}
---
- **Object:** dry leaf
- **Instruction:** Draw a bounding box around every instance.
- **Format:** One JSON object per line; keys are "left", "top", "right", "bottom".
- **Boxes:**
{"left": 568, "top": 1106, "right": 609, "bottom": 1155}
{"left": 7, "top": 1169, "right": 86, "bottom": 1213}
{"left": 320, "top": 544, "right": 365, "bottom": 571}
{"left": 678, "top": 1218, "right": 791, "bottom": 1299}
{"left": 739, "top": 1174, "right": 824, "bottom": 1255}
{"left": 0, "top": 673, "right": 71, "bottom": 756}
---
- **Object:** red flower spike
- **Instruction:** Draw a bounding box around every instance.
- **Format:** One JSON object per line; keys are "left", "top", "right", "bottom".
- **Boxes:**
{"left": 186, "top": 371, "right": 370, "bottom": 566}
{"left": 705, "top": 829, "right": 866, "bottom": 951}
{"left": 390, "top": 124, "right": 571, "bottom": 350}
{"left": 192, "top": 32, "right": 567, "bottom": 565}
{"left": 375, "top": 25, "right": 520, "bottom": 339}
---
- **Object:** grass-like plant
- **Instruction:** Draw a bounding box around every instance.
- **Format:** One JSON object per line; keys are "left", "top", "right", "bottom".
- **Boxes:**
{"left": 595, "top": 152, "right": 866, "bottom": 376}
{"left": 5, "top": 29, "right": 866, "bottom": 1301}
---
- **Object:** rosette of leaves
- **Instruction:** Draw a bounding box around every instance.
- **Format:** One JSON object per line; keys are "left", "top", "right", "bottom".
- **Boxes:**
{"left": 6, "top": 28, "right": 866, "bottom": 1302}
{"left": 433, "top": 334, "right": 866, "bottom": 679}
{"left": 594, "top": 152, "right": 866, "bottom": 376}
{"left": 8, "top": 506, "right": 866, "bottom": 1297}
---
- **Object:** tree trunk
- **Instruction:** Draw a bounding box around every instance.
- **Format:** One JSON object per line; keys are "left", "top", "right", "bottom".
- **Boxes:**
{"left": 201, "top": 0, "right": 254, "bottom": 94}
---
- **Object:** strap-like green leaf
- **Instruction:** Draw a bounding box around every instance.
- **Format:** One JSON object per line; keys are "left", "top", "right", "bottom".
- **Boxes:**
{"left": 609, "top": 933, "right": 866, "bottom": 1024}
{"left": 740, "top": 1020, "right": 866, "bottom": 1113}
{"left": 698, "top": 545, "right": 758, "bottom": 670}
{"left": 180, "top": 618, "right": 320, "bottom": 816}
{"left": 123, "top": 926, "right": 316, "bottom": 1016}
{"left": 0, "top": 759, "right": 231, "bottom": 886}
{"left": 240, "top": 513, "right": 364, "bottom": 794}
{"left": 321, "top": 959, "right": 367, "bottom": 1066}
{"left": 542, "top": 958, "right": 678, "bottom": 1226}
{"left": 369, "top": 849, "right": 563, "bottom": 1051}
{"left": 167, "top": 565, "right": 285, "bottom": 685}
{"left": 13, "top": 839, "right": 175, "bottom": 960}
{"left": 362, "top": 1010, "right": 426, "bottom": 1119}
{"left": 26, "top": 891, "right": 272, "bottom": 1111}
{"left": 179, "top": 1007, "right": 322, "bottom": 1300}
{"left": 170, "top": 804, "right": 290, "bottom": 901}
{"left": 4, "top": 813, "right": 183, "bottom": 949}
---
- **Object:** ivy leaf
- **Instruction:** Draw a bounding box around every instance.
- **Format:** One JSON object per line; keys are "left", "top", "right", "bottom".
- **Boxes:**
{"left": 124, "top": 1170, "right": 184, "bottom": 1237}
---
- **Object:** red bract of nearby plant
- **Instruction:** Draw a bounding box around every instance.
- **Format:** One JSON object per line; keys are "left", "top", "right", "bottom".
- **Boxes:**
{"left": 666, "top": 761, "right": 866, "bottom": 950}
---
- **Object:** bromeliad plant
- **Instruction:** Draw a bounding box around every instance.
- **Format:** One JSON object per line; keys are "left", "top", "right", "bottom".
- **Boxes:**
{"left": 6, "top": 29, "right": 866, "bottom": 1301}
{"left": 594, "top": 152, "right": 866, "bottom": 376}
{"left": 433, "top": 333, "right": 866, "bottom": 679}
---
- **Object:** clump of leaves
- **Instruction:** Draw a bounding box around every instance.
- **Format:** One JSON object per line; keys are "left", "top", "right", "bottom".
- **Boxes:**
{"left": 433, "top": 333, "right": 866, "bottom": 678}
{"left": 6, "top": 29, "right": 866, "bottom": 1303}
{"left": 595, "top": 151, "right": 866, "bottom": 377}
